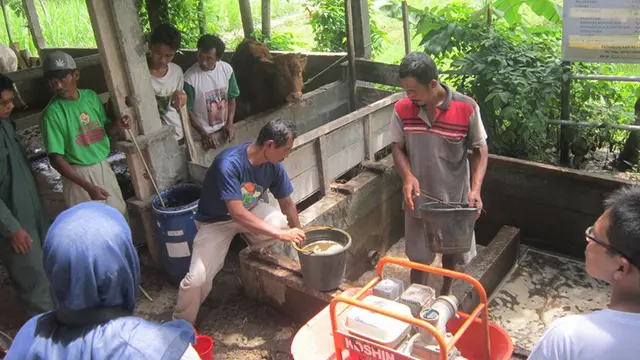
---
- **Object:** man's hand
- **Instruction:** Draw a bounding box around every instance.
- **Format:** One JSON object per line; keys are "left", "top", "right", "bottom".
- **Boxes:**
{"left": 225, "top": 124, "right": 236, "bottom": 143}
{"left": 200, "top": 132, "right": 219, "bottom": 150}
{"left": 117, "top": 115, "right": 132, "bottom": 130}
{"left": 277, "top": 228, "right": 306, "bottom": 245}
{"left": 10, "top": 229, "right": 32, "bottom": 254}
{"left": 403, "top": 175, "right": 420, "bottom": 211}
{"left": 468, "top": 189, "right": 483, "bottom": 217}
{"left": 171, "top": 90, "right": 187, "bottom": 109}
{"left": 87, "top": 185, "right": 110, "bottom": 201}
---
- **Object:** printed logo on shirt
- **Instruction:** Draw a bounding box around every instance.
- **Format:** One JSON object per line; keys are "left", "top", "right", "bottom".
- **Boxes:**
{"left": 75, "top": 112, "right": 105, "bottom": 147}
{"left": 241, "top": 182, "right": 263, "bottom": 210}
{"left": 156, "top": 95, "right": 171, "bottom": 116}
{"left": 204, "top": 88, "right": 228, "bottom": 126}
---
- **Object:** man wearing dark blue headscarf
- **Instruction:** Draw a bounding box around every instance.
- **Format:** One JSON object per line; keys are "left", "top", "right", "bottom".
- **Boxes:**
{"left": 6, "top": 202, "right": 200, "bottom": 359}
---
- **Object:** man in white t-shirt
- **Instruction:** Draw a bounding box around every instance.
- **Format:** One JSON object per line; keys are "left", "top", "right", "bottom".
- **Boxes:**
{"left": 148, "top": 24, "right": 188, "bottom": 143}
{"left": 528, "top": 186, "right": 640, "bottom": 360}
{"left": 184, "top": 34, "right": 239, "bottom": 150}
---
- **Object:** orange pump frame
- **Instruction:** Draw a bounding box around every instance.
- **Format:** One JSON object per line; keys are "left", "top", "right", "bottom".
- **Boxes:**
{"left": 328, "top": 257, "right": 492, "bottom": 360}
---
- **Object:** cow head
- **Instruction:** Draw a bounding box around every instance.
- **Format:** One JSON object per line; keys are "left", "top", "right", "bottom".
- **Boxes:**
{"left": 273, "top": 53, "right": 308, "bottom": 103}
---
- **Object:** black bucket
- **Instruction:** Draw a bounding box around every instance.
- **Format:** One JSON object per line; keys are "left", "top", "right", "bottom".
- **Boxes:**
{"left": 295, "top": 226, "right": 352, "bottom": 292}
{"left": 419, "top": 202, "right": 478, "bottom": 255}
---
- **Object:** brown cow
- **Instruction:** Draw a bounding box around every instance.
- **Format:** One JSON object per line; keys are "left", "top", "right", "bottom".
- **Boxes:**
{"left": 230, "top": 39, "right": 307, "bottom": 119}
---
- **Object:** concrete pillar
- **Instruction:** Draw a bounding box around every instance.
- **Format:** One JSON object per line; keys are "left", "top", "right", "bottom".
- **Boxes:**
{"left": 351, "top": 0, "right": 372, "bottom": 59}
{"left": 85, "top": 0, "right": 186, "bottom": 265}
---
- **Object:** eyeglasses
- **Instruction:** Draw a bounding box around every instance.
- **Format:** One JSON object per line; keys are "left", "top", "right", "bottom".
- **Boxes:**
{"left": 0, "top": 97, "right": 13, "bottom": 107}
{"left": 586, "top": 226, "right": 639, "bottom": 269}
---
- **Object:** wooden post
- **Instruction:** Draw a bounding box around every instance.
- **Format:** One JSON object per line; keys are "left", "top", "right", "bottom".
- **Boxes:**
{"left": 559, "top": 61, "right": 571, "bottom": 165}
{"left": 238, "top": 0, "right": 254, "bottom": 38}
{"left": 344, "top": 0, "right": 357, "bottom": 111}
{"left": 315, "top": 136, "right": 331, "bottom": 195}
{"left": 22, "top": 0, "right": 46, "bottom": 55}
{"left": 350, "top": 0, "right": 371, "bottom": 59}
{"left": 198, "top": 0, "right": 206, "bottom": 36}
{"left": 261, "top": 0, "right": 271, "bottom": 38}
{"left": 401, "top": 0, "right": 410, "bottom": 54}
{"left": 0, "top": 0, "right": 13, "bottom": 45}
{"left": 363, "top": 114, "right": 374, "bottom": 160}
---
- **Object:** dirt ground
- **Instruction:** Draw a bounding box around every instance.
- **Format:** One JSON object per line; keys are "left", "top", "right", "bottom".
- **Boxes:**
{"left": 0, "top": 247, "right": 300, "bottom": 359}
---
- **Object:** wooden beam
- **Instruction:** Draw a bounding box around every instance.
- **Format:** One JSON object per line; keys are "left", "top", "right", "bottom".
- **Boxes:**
{"left": 363, "top": 114, "right": 374, "bottom": 160}
{"left": 344, "top": 0, "right": 357, "bottom": 111}
{"left": 0, "top": 0, "right": 13, "bottom": 45}
{"left": 22, "top": 0, "right": 46, "bottom": 55}
{"left": 401, "top": 0, "right": 410, "bottom": 54}
{"left": 261, "top": 0, "right": 271, "bottom": 38}
{"left": 315, "top": 135, "right": 330, "bottom": 195}
{"left": 238, "top": 0, "right": 254, "bottom": 38}
{"left": 355, "top": 59, "right": 401, "bottom": 87}
{"left": 350, "top": 0, "right": 371, "bottom": 59}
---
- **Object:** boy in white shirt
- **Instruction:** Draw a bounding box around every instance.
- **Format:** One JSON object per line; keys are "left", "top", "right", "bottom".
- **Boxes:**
{"left": 528, "top": 186, "right": 640, "bottom": 360}
{"left": 148, "top": 24, "right": 188, "bottom": 143}
{"left": 184, "top": 34, "right": 239, "bottom": 150}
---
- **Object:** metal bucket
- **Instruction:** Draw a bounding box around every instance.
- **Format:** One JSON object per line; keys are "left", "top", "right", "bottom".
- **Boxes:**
{"left": 419, "top": 202, "right": 478, "bottom": 255}
{"left": 295, "top": 226, "right": 352, "bottom": 292}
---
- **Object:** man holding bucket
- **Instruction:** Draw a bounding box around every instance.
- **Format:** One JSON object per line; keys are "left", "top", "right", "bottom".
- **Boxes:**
{"left": 172, "top": 119, "right": 306, "bottom": 325}
{"left": 389, "top": 52, "right": 489, "bottom": 295}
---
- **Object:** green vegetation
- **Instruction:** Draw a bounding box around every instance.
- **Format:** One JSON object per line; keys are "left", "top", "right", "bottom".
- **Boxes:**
{"left": 0, "top": 0, "right": 637, "bottom": 166}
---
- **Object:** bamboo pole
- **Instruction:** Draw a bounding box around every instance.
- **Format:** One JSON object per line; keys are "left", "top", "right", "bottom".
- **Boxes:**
{"left": 401, "top": 0, "right": 410, "bottom": 54}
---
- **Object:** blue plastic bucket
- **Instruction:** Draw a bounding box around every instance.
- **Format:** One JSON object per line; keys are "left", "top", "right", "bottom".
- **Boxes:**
{"left": 152, "top": 183, "right": 202, "bottom": 284}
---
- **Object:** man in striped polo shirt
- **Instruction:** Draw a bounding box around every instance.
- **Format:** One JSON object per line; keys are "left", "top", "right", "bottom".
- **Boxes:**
{"left": 389, "top": 52, "right": 489, "bottom": 295}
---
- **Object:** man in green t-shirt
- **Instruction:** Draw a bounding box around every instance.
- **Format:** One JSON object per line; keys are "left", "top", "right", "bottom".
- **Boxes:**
{"left": 40, "top": 51, "right": 131, "bottom": 217}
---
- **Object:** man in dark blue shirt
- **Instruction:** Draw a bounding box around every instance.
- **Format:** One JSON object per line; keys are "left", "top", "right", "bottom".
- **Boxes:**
{"left": 173, "top": 119, "right": 306, "bottom": 325}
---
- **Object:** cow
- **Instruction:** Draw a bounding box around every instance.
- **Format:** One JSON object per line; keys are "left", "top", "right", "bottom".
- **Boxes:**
{"left": 230, "top": 39, "right": 308, "bottom": 120}
{"left": 0, "top": 43, "right": 17, "bottom": 74}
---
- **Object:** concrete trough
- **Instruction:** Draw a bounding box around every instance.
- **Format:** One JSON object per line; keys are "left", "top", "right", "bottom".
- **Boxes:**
{"left": 237, "top": 155, "right": 522, "bottom": 323}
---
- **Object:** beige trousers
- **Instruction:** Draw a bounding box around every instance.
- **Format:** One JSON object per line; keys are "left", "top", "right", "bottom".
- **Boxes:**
{"left": 62, "top": 159, "right": 128, "bottom": 217}
{"left": 172, "top": 202, "right": 294, "bottom": 324}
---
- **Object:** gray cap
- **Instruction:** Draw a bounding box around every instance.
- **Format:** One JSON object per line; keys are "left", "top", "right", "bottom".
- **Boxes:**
{"left": 42, "top": 51, "right": 77, "bottom": 74}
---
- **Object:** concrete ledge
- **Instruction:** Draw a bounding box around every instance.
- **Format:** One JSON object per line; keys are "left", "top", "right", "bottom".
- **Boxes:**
{"left": 240, "top": 225, "right": 521, "bottom": 324}
{"left": 453, "top": 226, "right": 522, "bottom": 313}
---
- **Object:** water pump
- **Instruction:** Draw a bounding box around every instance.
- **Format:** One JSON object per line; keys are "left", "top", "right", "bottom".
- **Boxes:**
{"left": 403, "top": 295, "right": 467, "bottom": 360}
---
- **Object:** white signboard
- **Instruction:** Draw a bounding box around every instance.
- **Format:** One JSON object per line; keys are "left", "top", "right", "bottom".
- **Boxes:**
{"left": 563, "top": 0, "right": 640, "bottom": 63}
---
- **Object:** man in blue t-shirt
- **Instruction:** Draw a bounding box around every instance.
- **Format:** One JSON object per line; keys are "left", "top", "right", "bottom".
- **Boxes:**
{"left": 173, "top": 119, "right": 306, "bottom": 325}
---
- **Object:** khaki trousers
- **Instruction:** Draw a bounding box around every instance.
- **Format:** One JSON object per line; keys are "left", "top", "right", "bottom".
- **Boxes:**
{"left": 62, "top": 159, "right": 128, "bottom": 217}
{"left": 172, "top": 202, "right": 293, "bottom": 324}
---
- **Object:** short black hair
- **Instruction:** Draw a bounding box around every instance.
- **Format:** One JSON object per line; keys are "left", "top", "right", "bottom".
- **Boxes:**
{"left": 604, "top": 186, "right": 640, "bottom": 269}
{"left": 0, "top": 74, "right": 14, "bottom": 93}
{"left": 256, "top": 120, "right": 298, "bottom": 147}
{"left": 197, "top": 34, "right": 225, "bottom": 58}
{"left": 150, "top": 23, "right": 182, "bottom": 51}
{"left": 399, "top": 52, "right": 438, "bottom": 85}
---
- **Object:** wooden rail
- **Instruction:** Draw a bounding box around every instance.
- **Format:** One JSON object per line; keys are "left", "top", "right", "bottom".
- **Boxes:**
{"left": 188, "top": 91, "right": 403, "bottom": 204}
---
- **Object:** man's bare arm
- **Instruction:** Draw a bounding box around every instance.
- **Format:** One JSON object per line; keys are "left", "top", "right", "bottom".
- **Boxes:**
{"left": 49, "top": 153, "right": 94, "bottom": 192}
{"left": 469, "top": 145, "right": 488, "bottom": 192}
{"left": 277, "top": 196, "right": 302, "bottom": 229}
{"left": 391, "top": 142, "right": 414, "bottom": 182}
{"left": 227, "top": 98, "right": 236, "bottom": 126}
{"left": 226, "top": 200, "right": 284, "bottom": 239}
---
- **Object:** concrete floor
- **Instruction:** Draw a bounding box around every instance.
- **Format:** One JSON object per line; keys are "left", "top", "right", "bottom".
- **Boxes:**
{"left": 488, "top": 247, "right": 610, "bottom": 352}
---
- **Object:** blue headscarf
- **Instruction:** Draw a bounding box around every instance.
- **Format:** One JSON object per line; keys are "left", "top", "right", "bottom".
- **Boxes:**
{"left": 6, "top": 202, "right": 195, "bottom": 360}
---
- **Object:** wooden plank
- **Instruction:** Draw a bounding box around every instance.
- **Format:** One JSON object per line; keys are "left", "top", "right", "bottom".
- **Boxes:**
{"left": 355, "top": 60, "right": 401, "bottom": 87}
{"left": 289, "top": 166, "right": 321, "bottom": 203}
{"left": 327, "top": 140, "right": 365, "bottom": 180}
{"left": 325, "top": 118, "right": 365, "bottom": 158}
{"left": 294, "top": 92, "right": 402, "bottom": 148}
{"left": 284, "top": 142, "right": 317, "bottom": 179}
{"left": 315, "top": 135, "right": 331, "bottom": 195}
{"left": 22, "top": 0, "right": 46, "bottom": 54}
{"left": 363, "top": 114, "right": 374, "bottom": 160}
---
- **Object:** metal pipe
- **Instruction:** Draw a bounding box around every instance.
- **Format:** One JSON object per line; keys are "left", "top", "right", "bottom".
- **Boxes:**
{"left": 572, "top": 74, "right": 640, "bottom": 82}
{"left": 344, "top": 0, "right": 358, "bottom": 111}
{"left": 401, "top": 0, "right": 411, "bottom": 54}
{"left": 546, "top": 119, "right": 640, "bottom": 132}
